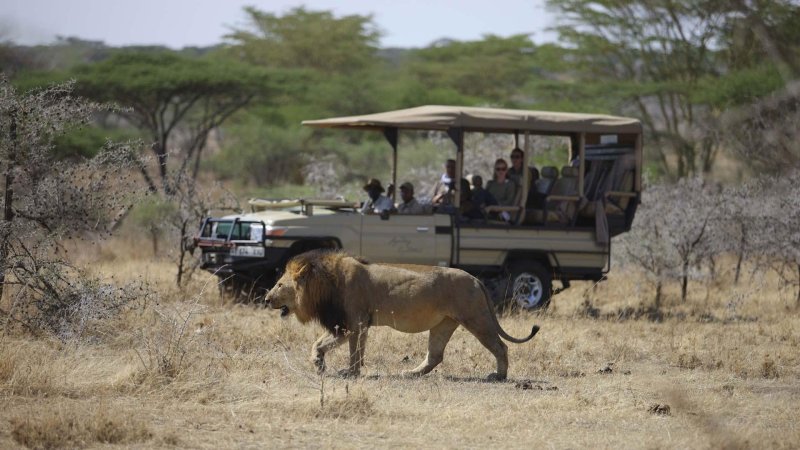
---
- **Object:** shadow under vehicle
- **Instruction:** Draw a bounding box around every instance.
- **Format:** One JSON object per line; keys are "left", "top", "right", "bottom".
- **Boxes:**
{"left": 194, "top": 105, "right": 643, "bottom": 309}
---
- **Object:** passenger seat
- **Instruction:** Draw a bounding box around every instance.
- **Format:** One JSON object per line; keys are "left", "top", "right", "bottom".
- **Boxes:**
{"left": 525, "top": 166, "right": 580, "bottom": 225}
{"left": 535, "top": 166, "right": 558, "bottom": 195}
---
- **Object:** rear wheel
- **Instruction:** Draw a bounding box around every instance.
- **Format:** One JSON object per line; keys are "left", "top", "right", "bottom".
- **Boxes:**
{"left": 508, "top": 262, "right": 553, "bottom": 311}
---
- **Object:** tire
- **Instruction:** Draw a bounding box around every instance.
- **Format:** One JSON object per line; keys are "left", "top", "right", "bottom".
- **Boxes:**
{"left": 507, "top": 261, "right": 553, "bottom": 311}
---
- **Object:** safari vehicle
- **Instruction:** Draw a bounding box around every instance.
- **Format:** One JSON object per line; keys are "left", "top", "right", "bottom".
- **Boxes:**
{"left": 195, "top": 106, "right": 643, "bottom": 309}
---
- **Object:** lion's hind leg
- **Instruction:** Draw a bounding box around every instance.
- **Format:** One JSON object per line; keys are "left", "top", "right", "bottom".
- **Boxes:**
{"left": 403, "top": 318, "right": 459, "bottom": 378}
{"left": 459, "top": 318, "right": 509, "bottom": 381}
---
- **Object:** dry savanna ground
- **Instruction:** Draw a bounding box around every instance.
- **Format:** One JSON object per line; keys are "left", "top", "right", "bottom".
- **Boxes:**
{"left": 1, "top": 241, "right": 799, "bottom": 449}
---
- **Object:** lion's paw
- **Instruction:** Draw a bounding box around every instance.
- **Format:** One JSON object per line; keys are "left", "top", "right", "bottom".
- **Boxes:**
{"left": 486, "top": 372, "right": 507, "bottom": 382}
{"left": 337, "top": 369, "right": 360, "bottom": 378}
{"left": 400, "top": 370, "right": 424, "bottom": 378}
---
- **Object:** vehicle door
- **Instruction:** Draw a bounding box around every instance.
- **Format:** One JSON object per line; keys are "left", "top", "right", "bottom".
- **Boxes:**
{"left": 360, "top": 213, "right": 440, "bottom": 265}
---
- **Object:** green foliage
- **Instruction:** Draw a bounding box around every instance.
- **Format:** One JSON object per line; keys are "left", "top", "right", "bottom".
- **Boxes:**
{"left": 129, "top": 197, "right": 177, "bottom": 232}
{"left": 226, "top": 6, "right": 381, "bottom": 75}
{"left": 69, "top": 50, "right": 285, "bottom": 192}
{"left": 52, "top": 125, "right": 141, "bottom": 159}
{"left": 693, "top": 66, "right": 785, "bottom": 107}
{"left": 408, "top": 35, "right": 537, "bottom": 102}
{"left": 71, "top": 50, "right": 272, "bottom": 105}
{"left": 546, "top": 0, "right": 800, "bottom": 178}
{"left": 208, "top": 117, "right": 310, "bottom": 186}
{"left": 11, "top": 1, "right": 800, "bottom": 190}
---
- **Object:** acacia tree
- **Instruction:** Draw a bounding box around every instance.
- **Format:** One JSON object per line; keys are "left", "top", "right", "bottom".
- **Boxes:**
{"left": 407, "top": 35, "right": 539, "bottom": 102}
{"left": 72, "top": 51, "right": 275, "bottom": 193}
{"left": 227, "top": 6, "right": 380, "bottom": 74}
{"left": 547, "top": 0, "right": 800, "bottom": 179}
{"left": 225, "top": 6, "right": 383, "bottom": 117}
{"left": 0, "top": 78, "right": 145, "bottom": 338}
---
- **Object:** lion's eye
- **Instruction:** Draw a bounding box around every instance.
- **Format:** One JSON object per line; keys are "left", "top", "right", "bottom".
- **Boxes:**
{"left": 276, "top": 282, "right": 282, "bottom": 288}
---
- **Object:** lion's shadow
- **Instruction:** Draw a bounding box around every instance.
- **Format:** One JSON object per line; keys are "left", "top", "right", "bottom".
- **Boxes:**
{"left": 361, "top": 373, "right": 551, "bottom": 385}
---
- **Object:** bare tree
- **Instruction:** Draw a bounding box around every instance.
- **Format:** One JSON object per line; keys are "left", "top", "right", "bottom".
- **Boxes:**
{"left": 0, "top": 78, "right": 146, "bottom": 337}
{"left": 617, "top": 178, "right": 721, "bottom": 304}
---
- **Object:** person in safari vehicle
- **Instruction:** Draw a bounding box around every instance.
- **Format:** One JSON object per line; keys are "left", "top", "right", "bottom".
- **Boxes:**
{"left": 397, "top": 182, "right": 425, "bottom": 215}
{"left": 361, "top": 178, "right": 393, "bottom": 214}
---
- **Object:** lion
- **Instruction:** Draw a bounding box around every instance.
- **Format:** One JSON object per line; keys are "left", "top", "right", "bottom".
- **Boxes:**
{"left": 265, "top": 250, "right": 540, "bottom": 381}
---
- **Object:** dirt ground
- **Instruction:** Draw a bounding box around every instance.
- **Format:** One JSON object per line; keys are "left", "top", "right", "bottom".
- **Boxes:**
{"left": 1, "top": 252, "right": 798, "bottom": 449}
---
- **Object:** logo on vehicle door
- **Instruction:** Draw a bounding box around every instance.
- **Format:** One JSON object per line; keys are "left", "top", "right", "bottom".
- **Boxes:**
{"left": 388, "top": 236, "right": 421, "bottom": 253}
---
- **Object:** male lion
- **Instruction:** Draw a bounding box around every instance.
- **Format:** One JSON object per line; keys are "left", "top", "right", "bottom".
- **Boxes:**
{"left": 265, "top": 250, "right": 539, "bottom": 381}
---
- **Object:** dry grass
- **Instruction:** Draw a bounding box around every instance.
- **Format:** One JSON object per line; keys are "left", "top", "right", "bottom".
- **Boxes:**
{"left": 1, "top": 241, "right": 799, "bottom": 448}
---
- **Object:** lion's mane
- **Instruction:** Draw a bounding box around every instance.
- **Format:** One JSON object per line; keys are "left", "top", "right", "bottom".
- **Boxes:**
{"left": 285, "top": 250, "right": 367, "bottom": 335}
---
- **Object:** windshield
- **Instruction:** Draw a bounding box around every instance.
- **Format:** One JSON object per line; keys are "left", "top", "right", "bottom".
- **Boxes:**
{"left": 200, "top": 220, "right": 264, "bottom": 241}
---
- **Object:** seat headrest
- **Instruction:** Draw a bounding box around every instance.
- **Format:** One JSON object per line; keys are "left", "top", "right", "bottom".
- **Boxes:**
{"left": 561, "top": 166, "right": 579, "bottom": 178}
{"left": 541, "top": 166, "right": 558, "bottom": 179}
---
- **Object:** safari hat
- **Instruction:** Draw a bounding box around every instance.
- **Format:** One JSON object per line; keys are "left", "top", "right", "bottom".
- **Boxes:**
{"left": 363, "top": 178, "right": 385, "bottom": 192}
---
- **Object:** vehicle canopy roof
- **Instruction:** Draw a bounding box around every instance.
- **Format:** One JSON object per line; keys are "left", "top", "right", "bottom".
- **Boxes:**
{"left": 302, "top": 105, "right": 642, "bottom": 135}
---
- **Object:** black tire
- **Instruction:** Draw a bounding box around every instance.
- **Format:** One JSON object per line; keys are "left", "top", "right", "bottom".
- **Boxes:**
{"left": 507, "top": 261, "right": 553, "bottom": 311}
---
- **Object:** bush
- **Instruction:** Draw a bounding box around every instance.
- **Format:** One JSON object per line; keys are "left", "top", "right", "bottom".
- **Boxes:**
{"left": 209, "top": 119, "right": 309, "bottom": 186}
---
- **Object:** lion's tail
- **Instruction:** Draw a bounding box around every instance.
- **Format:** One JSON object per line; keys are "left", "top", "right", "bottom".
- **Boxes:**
{"left": 479, "top": 282, "right": 540, "bottom": 344}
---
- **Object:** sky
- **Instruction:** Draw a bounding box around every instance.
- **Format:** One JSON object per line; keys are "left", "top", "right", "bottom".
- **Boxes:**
{"left": 2, "top": 0, "right": 557, "bottom": 49}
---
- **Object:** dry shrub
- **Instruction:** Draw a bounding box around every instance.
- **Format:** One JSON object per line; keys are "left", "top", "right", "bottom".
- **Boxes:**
{"left": 760, "top": 355, "right": 780, "bottom": 379}
{"left": 133, "top": 300, "right": 207, "bottom": 382}
{"left": 316, "top": 388, "right": 374, "bottom": 420}
{"left": 10, "top": 405, "right": 151, "bottom": 449}
{"left": 675, "top": 352, "right": 704, "bottom": 370}
{"left": 0, "top": 340, "right": 59, "bottom": 397}
{"left": 2, "top": 264, "right": 151, "bottom": 344}
{"left": 130, "top": 285, "right": 229, "bottom": 390}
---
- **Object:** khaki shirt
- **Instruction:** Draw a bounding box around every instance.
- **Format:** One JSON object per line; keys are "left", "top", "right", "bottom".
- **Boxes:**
{"left": 397, "top": 198, "right": 425, "bottom": 215}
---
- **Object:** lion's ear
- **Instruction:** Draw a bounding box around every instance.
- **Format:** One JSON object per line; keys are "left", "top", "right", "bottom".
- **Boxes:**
{"left": 292, "top": 263, "right": 310, "bottom": 284}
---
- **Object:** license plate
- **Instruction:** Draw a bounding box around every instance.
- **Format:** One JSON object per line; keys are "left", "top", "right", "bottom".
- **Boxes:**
{"left": 231, "top": 246, "right": 265, "bottom": 257}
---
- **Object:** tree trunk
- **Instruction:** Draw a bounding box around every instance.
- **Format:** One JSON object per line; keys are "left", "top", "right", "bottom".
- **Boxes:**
{"left": 176, "top": 219, "right": 188, "bottom": 287}
{"left": 0, "top": 108, "right": 18, "bottom": 302}
{"left": 797, "top": 263, "right": 800, "bottom": 308}
{"left": 734, "top": 223, "right": 746, "bottom": 285}
{"left": 681, "top": 260, "right": 689, "bottom": 303}
{"left": 655, "top": 280, "right": 663, "bottom": 309}
{"left": 150, "top": 229, "right": 159, "bottom": 255}
{"left": 153, "top": 140, "right": 172, "bottom": 195}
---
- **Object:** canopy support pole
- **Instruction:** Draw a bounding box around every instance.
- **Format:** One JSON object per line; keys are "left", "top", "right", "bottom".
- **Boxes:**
{"left": 578, "top": 133, "right": 586, "bottom": 197}
{"left": 446, "top": 128, "right": 464, "bottom": 209}
{"left": 447, "top": 127, "right": 464, "bottom": 266}
{"left": 383, "top": 127, "right": 398, "bottom": 201}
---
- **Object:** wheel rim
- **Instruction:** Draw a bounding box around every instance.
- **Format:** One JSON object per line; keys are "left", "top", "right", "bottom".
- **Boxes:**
{"left": 512, "top": 272, "right": 544, "bottom": 309}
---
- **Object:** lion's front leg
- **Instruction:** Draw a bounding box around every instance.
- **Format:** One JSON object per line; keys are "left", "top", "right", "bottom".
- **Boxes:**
{"left": 343, "top": 327, "right": 369, "bottom": 377}
{"left": 311, "top": 333, "right": 347, "bottom": 374}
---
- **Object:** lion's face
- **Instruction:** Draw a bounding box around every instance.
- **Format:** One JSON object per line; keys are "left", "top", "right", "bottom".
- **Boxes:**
{"left": 265, "top": 272, "right": 298, "bottom": 318}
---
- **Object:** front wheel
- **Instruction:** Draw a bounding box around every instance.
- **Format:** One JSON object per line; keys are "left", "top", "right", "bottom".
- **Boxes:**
{"left": 508, "top": 262, "right": 553, "bottom": 311}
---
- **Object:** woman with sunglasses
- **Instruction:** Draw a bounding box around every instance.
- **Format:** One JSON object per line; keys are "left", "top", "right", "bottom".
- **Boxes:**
{"left": 486, "top": 158, "right": 516, "bottom": 207}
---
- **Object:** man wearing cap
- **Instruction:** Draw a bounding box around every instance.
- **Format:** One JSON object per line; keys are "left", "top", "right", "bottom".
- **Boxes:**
{"left": 361, "top": 178, "right": 394, "bottom": 214}
{"left": 396, "top": 182, "right": 425, "bottom": 215}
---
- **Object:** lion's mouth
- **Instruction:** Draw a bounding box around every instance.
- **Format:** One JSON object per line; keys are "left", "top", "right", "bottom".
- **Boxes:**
{"left": 279, "top": 306, "right": 290, "bottom": 317}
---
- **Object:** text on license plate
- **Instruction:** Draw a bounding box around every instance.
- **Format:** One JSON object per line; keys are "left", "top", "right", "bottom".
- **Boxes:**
{"left": 232, "top": 246, "right": 265, "bottom": 257}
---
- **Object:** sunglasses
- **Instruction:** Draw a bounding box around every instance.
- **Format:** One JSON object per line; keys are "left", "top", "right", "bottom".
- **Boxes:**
{"left": 511, "top": 155, "right": 522, "bottom": 160}
{"left": 495, "top": 167, "right": 507, "bottom": 171}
